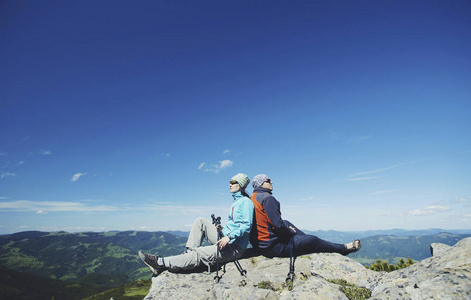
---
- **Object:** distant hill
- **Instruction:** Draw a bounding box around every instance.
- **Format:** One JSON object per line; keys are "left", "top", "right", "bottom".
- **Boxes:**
{"left": 0, "top": 265, "right": 114, "bottom": 300}
{"left": 303, "top": 228, "right": 471, "bottom": 244}
{"left": 166, "top": 228, "right": 471, "bottom": 243}
{"left": 82, "top": 278, "right": 151, "bottom": 300}
{"left": 166, "top": 230, "right": 190, "bottom": 238}
{"left": 0, "top": 230, "right": 186, "bottom": 282}
{"left": 348, "top": 232, "right": 471, "bottom": 265}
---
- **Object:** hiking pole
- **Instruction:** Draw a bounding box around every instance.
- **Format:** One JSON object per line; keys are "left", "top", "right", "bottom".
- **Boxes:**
{"left": 228, "top": 242, "right": 247, "bottom": 276}
{"left": 211, "top": 214, "right": 223, "bottom": 282}
{"left": 211, "top": 214, "right": 247, "bottom": 278}
{"left": 286, "top": 237, "right": 295, "bottom": 290}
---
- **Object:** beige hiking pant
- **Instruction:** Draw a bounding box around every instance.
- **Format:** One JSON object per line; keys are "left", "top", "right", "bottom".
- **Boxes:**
{"left": 164, "top": 217, "right": 243, "bottom": 271}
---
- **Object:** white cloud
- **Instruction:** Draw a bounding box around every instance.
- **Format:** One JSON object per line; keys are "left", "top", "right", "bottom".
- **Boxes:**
{"left": 198, "top": 160, "right": 233, "bottom": 173}
{"left": 39, "top": 149, "right": 52, "bottom": 155}
{"left": 223, "top": 150, "right": 230, "bottom": 154}
{"left": 55, "top": 226, "right": 107, "bottom": 231}
{"left": 349, "top": 160, "right": 421, "bottom": 177}
{"left": 144, "top": 203, "right": 227, "bottom": 215}
{"left": 408, "top": 205, "right": 450, "bottom": 216}
{"left": 71, "top": 172, "right": 87, "bottom": 182}
{"left": 434, "top": 197, "right": 469, "bottom": 206}
{"left": 352, "top": 135, "right": 371, "bottom": 142}
{"left": 219, "top": 160, "right": 233, "bottom": 169}
{"left": 459, "top": 214, "right": 471, "bottom": 224}
{"left": 36, "top": 210, "right": 49, "bottom": 214}
{"left": 370, "top": 190, "right": 397, "bottom": 195}
{"left": 299, "top": 196, "right": 315, "bottom": 202}
{"left": 347, "top": 176, "right": 380, "bottom": 181}
{"left": 0, "top": 171, "right": 17, "bottom": 179}
{"left": 0, "top": 200, "right": 119, "bottom": 213}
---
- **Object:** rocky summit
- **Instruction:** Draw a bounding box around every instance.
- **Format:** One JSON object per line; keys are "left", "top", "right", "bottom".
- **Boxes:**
{"left": 143, "top": 238, "right": 471, "bottom": 299}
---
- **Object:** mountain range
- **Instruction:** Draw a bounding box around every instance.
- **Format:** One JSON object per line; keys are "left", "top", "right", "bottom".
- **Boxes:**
{"left": 303, "top": 228, "right": 471, "bottom": 243}
{"left": 0, "top": 230, "right": 186, "bottom": 282}
{"left": 0, "top": 229, "right": 470, "bottom": 299}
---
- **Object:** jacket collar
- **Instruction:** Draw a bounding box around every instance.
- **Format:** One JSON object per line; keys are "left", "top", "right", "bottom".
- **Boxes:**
{"left": 232, "top": 191, "right": 245, "bottom": 201}
{"left": 253, "top": 187, "right": 272, "bottom": 194}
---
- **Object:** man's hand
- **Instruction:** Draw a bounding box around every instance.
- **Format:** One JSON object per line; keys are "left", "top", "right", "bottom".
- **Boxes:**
{"left": 216, "top": 236, "right": 230, "bottom": 250}
{"left": 216, "top": 224, "right": 223, "bottom": 231}
{"left": 289, "top": 226, "right": 296, "bottom": 234}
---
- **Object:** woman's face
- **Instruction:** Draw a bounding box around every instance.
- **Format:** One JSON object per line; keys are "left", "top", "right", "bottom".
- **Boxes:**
{"left": 229, "top": 180, "right": 241, "bottom": 193}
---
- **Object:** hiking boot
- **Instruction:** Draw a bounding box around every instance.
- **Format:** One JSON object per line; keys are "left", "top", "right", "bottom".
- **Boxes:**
{"left": 343, "top": 240, "right": 362, "bottom": 255}
{"left": 138, "top": 251, "right": 166, "bottom": 276}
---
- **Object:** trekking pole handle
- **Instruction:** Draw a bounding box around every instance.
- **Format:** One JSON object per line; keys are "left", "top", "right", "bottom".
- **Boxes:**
{"left": 211, "top": 214, "right": 221, "bottom": 226}
{"left": 211, "top": 214, "right": 223, "bottom": 238}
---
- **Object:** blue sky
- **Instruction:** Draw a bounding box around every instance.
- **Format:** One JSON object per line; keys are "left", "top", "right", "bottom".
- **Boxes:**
{"left": 1, "top": 0, "right": 470, "bottom": 234}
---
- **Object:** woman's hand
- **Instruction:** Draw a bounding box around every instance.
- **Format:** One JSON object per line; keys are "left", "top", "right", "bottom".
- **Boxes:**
{"left": 289, "top": 226, "right": 296, "bottom": 234}
{"left": 216, "top": 236, "right": 230, "bottom": 250}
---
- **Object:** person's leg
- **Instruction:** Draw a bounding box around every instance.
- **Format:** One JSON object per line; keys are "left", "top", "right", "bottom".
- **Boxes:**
{"left": 164, "top": 243, "right": 244, "bottom": 272}
{"left": 260, "top": 240, "right": 291, "bottom": 257}
{"left": 283, "top": 221, "right": 361, "bottom": 255}
{"left": 162, "top": 251, "right": 201, "bottom": 271}
{"left": 186, "top": 217, "right": 219, "bottom": 250}
{"left": 293, "top": 234, "right": 346, "bottom": 256}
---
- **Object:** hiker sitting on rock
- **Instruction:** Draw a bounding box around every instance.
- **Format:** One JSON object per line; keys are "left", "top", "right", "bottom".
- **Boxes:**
{"left": 139, "top": 173, "right": 254, "bottom": 275}
{"left": 249, "top": 174, "right": 361, "bottom": 258}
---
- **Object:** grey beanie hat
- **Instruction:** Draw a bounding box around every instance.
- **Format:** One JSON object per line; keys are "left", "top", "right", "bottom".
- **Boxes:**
{"left": 252, "top": 174, "right": 269, "bottom": 188}
{"left": 231, "top": 173, "right": 250, "bottom": 190}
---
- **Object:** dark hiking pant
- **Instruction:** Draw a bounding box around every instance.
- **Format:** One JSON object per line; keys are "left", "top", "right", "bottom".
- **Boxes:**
{"left": 258, "top": 220, "right": 346, "bottom": 258}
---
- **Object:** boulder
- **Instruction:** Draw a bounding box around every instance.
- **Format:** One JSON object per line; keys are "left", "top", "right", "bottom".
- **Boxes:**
{"left": 143, "top": 238, "right": 471, "bottom": 299}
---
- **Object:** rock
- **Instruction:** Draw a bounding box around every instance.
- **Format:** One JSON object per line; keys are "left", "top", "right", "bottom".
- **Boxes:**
{"left": 143, "top": 238, "right": 471, "bottom": 299}
{"left": 430, "top": 242, "right": 451, "bottom": 256}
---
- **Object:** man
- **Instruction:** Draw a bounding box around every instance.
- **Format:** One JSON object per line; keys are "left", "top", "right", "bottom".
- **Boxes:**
{"left": 250, "top": 174, "right": 361, "bottom": 258}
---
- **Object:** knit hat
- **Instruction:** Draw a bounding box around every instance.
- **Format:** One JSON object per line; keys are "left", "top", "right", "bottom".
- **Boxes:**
{"left": 231, "top": 173, "right": 250, "bottom": 190}
{"left": 252, "top": 174, "right": 269, "bottom": 188}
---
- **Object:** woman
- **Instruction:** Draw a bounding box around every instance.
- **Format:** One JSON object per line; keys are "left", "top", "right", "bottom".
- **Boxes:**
{"left": 139, "top": 173, "right": 254, "bottom": 275}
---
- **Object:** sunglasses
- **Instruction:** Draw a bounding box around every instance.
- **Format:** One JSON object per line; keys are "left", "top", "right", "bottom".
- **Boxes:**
{"left": 230, "top": 180, "right": 239, "bottom": 185}
{"left": 265, "top": 178, "right": 272, "bottom": 183}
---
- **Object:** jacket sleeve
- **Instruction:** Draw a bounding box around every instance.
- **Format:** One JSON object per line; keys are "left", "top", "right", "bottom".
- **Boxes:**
{"left": 263, "top": 196, "right": 295, "bottom": 237}
{"left": 226, "top": 198, "right": 254, "bottom": 242}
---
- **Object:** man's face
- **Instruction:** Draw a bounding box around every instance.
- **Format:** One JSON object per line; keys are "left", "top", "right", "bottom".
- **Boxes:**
{"left": 261, "top": 178, "right": 273, "bottom": 191}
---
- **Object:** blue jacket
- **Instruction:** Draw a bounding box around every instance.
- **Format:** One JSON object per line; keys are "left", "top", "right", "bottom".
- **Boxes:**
{"left": 222, "top": 191, "right": 254, "bottom": 250}
{"left": 250, "top": 187, "right": 295, "bottom": 249}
